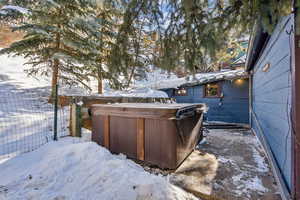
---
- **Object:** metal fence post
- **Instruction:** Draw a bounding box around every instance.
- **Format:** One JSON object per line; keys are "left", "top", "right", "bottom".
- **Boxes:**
{"left": 54, "top": 84, "right": 58, "bottom": 141}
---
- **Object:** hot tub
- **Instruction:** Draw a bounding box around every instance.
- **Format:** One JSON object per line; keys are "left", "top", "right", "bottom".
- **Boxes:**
{"left": 91, "top": 103, "right": 206, "bottom": 169}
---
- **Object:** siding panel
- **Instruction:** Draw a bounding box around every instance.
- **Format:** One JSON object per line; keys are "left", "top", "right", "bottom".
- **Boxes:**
{"left": 251, "top": 15, "right": 293, "bottom": 190}
{"left": 162, "top": 79, "right": 249, "bottom": 124}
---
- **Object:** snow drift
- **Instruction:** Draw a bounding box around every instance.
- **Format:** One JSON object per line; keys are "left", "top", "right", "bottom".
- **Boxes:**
{"left": 0, "top": 138, "right": 197, "bottom": 200}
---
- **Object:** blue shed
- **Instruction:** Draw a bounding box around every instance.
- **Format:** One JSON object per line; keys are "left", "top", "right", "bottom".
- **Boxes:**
{"left": 246, "top": 13, "right": 300, "bottom": 200}
{"left": 159, "top": 70, "right": 249, "bottom": 124}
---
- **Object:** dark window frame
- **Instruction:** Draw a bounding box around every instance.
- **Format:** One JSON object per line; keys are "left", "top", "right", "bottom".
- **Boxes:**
{"left": 203, "top": 82, "right": 222, "bottom": 98}
{"left": 174, "top": 87, "right": 188, "bottom": 96}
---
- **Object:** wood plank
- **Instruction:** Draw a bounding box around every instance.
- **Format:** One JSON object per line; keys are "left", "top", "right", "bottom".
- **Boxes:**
{"left": 69, "top": 104, "right": 73, "bottom": 136}
{"left": 104, "top": 116, "right": 110, "bottom": 149}
{"left": 70, "top": 103, "right": 82, "bottom": 137}
{"left": 109, "top": 116, "right": 137, "bottom": 158}
{"left": 70, "top": 103, "right": 77, "bottom": 137}
{"left": 137, "top": 118, "right": 145, "bottom": 161}
{"left": 91, "top": 115, "right": 103, "bottom": 145}
{"left": 145, "top": 119, "right": 177, "bottom": 169}
{"left": 92, "top": 110, "right": 175, "bottom": 120}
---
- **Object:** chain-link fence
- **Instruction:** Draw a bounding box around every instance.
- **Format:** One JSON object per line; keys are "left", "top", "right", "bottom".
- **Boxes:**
{"left": 0, "top": 85, "right": 69, "bottom": 160}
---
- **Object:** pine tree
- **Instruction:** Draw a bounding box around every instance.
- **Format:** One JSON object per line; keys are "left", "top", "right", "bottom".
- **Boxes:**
{"left": 75, "top": 0, "right": 156, "bottom": 91}
{"left": 61, "top": 0, "right": 124, "bottom": 94}
{"left": 106, "top": 0, "right": 158, "bottom": 90}
{"left": 0, "top": 0, "right": 35, "bottom": 23}
{"left": 87, "top": 2, "right": 120, "bottom": 94}
{"left": 0, "top": 0, "right": 96, "bottom": 96}
{"left": 0, "top": 0, "right": 293, "bottom": 92}
{"left": 106, "top": 0, "right": 292, "bottom": 75}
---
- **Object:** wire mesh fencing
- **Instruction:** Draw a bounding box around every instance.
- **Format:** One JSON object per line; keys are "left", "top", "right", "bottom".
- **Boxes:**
{"left": 0, "top": 85, "right": 69, "bottom": 160}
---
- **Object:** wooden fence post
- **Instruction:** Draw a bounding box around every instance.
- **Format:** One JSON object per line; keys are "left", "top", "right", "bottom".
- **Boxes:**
{"left": 70, "top": 102, "right": 82, "bottom": 137}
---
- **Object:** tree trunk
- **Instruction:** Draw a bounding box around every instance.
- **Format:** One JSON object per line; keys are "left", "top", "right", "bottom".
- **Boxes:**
{"left": 98, "top": 21, "right": 104, "bottom": 95}
{"left": 126, "top": 66, "right": 136, "bottom": 88}
{"left": 51, "top": 30, "right": 61, "bottom": 98}
{"left": 51, "top": 59, "right": 59, "bottom": 96}
{"left": 97, "top": 66, "right": 103, "bottom": 94}
{"left": 97, "top": 78, "right": 103, "bottom": 94}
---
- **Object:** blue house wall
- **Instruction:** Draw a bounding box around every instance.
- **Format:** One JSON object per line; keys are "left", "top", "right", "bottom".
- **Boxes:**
{"left": 162, "top": 79, "right": 249, "bottom": 124}
{"left": 250, "top": 15, "right": 293, "bottom": 190}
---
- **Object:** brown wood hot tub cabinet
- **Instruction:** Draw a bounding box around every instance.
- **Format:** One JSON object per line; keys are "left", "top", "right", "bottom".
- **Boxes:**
{"left": 91, "top": 103, "right": 206, "bottom": 169}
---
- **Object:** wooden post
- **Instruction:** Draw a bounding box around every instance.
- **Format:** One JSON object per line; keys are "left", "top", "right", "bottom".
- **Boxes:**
{"left": 70, "top": 103, "right": 82, "bottom": 137}
{"left": 136, "top": 118, "right": 145, "bottom": 161}
{"left": 70, "top": 103, "right": 75, "bottom": 137}
{"left": 103, "top": 116, "right": 110, "bottom": 148}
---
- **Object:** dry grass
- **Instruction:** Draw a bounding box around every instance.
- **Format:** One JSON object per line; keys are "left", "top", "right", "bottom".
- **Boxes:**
{"left": 0, "top": 24, "right": 24, "bottom": 48}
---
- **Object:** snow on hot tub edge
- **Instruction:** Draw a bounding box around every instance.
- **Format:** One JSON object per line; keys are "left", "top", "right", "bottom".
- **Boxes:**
{"left": 0, "top": 138, "right": 197, "bottom": 200}
{"left": 97, "top": 87, "right": 169, "bottom": 98}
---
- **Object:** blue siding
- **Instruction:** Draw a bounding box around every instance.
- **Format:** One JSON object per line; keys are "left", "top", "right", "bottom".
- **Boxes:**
{"left": 162, "top": 79, "right": 249, "bottom": 124}
{"left": 251, "top": 15, "right": 293, "bottom": 190}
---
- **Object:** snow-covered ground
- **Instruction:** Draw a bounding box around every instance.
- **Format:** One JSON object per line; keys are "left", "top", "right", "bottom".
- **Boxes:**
{"left": 0, "top": 54, "right": 68, "bottom": 160}
{"left": 0, "top": 138, "right": 197, "bottom": 200}
{"left": 0, "top": 54, "right": 49, "bottom": 89}
{"left": 0, "top": 54, "right": 197, "bottom": 199}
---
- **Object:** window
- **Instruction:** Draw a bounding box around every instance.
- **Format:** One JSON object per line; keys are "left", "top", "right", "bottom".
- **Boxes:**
{"left": 174, "top": 88, "right": 187, "bottom": 96}
{"left": 204, "top": 83, "right": 221, "bottom": 98}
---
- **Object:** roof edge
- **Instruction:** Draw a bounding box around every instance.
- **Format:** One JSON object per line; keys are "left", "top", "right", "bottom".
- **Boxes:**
{"left": 245, "top": 22, "right": 270, "bottom": 71}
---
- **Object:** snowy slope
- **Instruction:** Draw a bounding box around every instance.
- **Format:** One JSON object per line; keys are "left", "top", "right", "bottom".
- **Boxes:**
{"left": 0, "top": 54, "right": 49, "bottom": 89}
{"left": 0, "top": 53, "right": 90, "bottom": 95}
{"left": 0, "top": 138, "right": 197, "bottom": 200}
{"left": 0, "top": 54, "right": 68, "bottom": 159}
{"left": 0, "top": 53, "right": 166, "bottom": 97}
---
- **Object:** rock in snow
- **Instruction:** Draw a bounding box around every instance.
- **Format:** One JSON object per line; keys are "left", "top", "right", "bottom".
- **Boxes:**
{"left": 0, "top": 138, "right": 197, "bottom": 200}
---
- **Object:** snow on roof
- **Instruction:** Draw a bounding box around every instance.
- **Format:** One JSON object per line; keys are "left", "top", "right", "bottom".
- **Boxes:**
{"left": 1, "top": 5, "right": 28, "bottom": 14}
{"left": 138, "top": 69, "right": 248, "bottom": 90}
{"left": 232, "top": 54, "right": 246, "bottom": 64}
